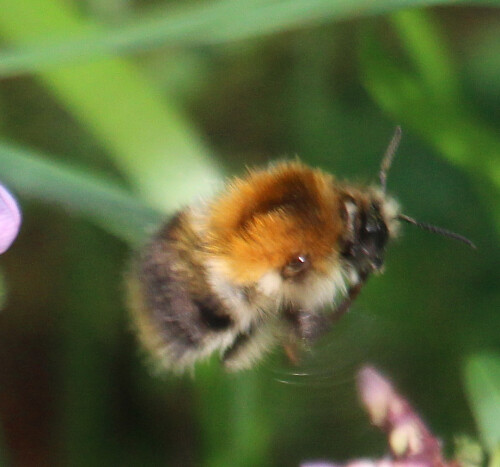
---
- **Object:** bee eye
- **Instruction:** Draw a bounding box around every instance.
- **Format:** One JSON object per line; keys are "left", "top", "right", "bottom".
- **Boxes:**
{"left": 282, "top": 255, "right": 309, "bottom": 279}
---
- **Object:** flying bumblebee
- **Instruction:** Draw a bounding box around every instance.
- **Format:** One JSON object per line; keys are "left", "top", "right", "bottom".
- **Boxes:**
{"left": 127, "top": 127, "right": 474, "bottom": 373}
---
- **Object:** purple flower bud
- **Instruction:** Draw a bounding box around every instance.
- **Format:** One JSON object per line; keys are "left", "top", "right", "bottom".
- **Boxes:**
{"left": 0, "top": 184, "right": 21, "bottom": 254}
{"left": 301, "top": 367, "right": 455, "bottom": 467}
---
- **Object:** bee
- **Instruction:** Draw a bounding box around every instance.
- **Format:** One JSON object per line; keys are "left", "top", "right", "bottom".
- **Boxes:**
{"left": 127, "top": 127, "right": 475, "bottom": 373}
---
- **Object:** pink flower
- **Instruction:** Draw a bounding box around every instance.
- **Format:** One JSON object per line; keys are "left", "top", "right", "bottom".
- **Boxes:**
{"left": 301, "top": 367, "right": 459, "bottom": 467}
{"left": 357, "top": 366, "right": 444, "bottom": 465}
{"left": 0, "top": 184, "right": 21, "bottom": 254}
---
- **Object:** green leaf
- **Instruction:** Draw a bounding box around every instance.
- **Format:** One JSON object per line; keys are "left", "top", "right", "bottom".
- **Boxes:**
{"left": 463, "top": 353, "right": 500, "bottom": 453}
{"left": 0, "top": 0, "right": 498, "bottom": 77}
{"left": 0, "top": 141, "right": 162, "bottom": 245}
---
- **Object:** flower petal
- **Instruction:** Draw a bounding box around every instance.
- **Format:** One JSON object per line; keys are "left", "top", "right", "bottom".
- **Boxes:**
{"left": 0, "top": 184, "right": 22, "bottom": 254}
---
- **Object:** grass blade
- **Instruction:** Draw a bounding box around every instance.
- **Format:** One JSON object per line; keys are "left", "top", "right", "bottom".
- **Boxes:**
{"left": 0, "top": 0, "right": 222, "bottom": 211}
{"left": 0, "top": 0, "right": 497, "bottom": 77}
{"left": 358, "top": 11, "right": 500, "bottom": 234}
{"left": 0, "top": 141, "right": 162, "bottom": 245}
{"left": 463, "top": 353, "right": 500, "bottom": 453}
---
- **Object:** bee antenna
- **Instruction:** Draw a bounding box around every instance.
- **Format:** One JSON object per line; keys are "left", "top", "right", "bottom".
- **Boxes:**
{"left": 379, "top": 126, "right": 402, "bottom": 193}
{"left": 397, "top": 214, "right": 476, "bottom": 249}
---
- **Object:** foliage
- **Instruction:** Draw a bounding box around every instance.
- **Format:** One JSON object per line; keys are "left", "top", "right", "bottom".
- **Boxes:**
{"left": 0, "top": 0, "right": 499, "bottom": 465}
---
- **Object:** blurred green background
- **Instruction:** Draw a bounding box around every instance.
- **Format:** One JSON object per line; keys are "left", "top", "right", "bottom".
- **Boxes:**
{"left": 0, "top": 0, "right": 499, "bottom": 466}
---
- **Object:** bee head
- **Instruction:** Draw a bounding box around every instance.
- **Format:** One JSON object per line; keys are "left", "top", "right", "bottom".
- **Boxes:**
{"left": 339, "top": 193, "right": 398, "bottom": 277}
{"left": 335, "top": 125, "right": 475, "bottom": 280}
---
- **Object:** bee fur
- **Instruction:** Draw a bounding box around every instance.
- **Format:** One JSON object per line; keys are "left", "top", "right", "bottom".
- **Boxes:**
{"left": 127, "top": 128, "right": 473, "bottom": 373}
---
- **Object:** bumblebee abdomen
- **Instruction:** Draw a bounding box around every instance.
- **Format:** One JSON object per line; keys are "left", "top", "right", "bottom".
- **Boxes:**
{"left": 128, "top": 212, "right": 233, "bottom": 369}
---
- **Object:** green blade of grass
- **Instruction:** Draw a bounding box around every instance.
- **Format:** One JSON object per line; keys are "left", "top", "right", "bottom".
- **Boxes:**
{"left": 0, "top": 0, "right": 497, "bottom": 78}
{"left": 358, "top": 11, "right": 500, "bottom": 234}
{"left": 359, "top": 21, "right": 499, "bottom": 173}
{"left": 390, "top": 9, "right": 461, "bottom": 104}
{"left": 388, "top": 8, "right": 500, "bottom": 176}
{"left": 0, "top": 141, "right": 162, "bottom": 245}
{"left": 463, "top": 353, "right": 500, "bottom": 454}
{"left": 0, "top": 0, "right": 222, "bottom": 211}
{"left": 195, "top": 363, "right": 271, "bottom": 467}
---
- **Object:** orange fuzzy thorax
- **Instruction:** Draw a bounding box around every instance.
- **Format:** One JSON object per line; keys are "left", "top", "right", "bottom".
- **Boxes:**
{"left": 206, "top": 162, "right": 345, "bottom": 284}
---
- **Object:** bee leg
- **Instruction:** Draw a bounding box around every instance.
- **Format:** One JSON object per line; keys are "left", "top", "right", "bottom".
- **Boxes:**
{"left": 280, "top": 309, "right": 329, "bottom": 365}
{"left": 222, "top": 324, "right": 274, "bottom": 371}
{"left": 282, "top": 341, "right": 300, "bottom": 365}
{"left": 284, "top": 306, "right": 330, "bottom": 344}
{"left": 330, "top": 272, "right": 369, "bottom": 324}
{"left": 283, "top": 272, "right": 371, "bottom": 347}
{"left": 222, "top": 330, "right": 252, "bottom": 363}
{"left": 297, "top": 312, "right": 331, "bottom": 342}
